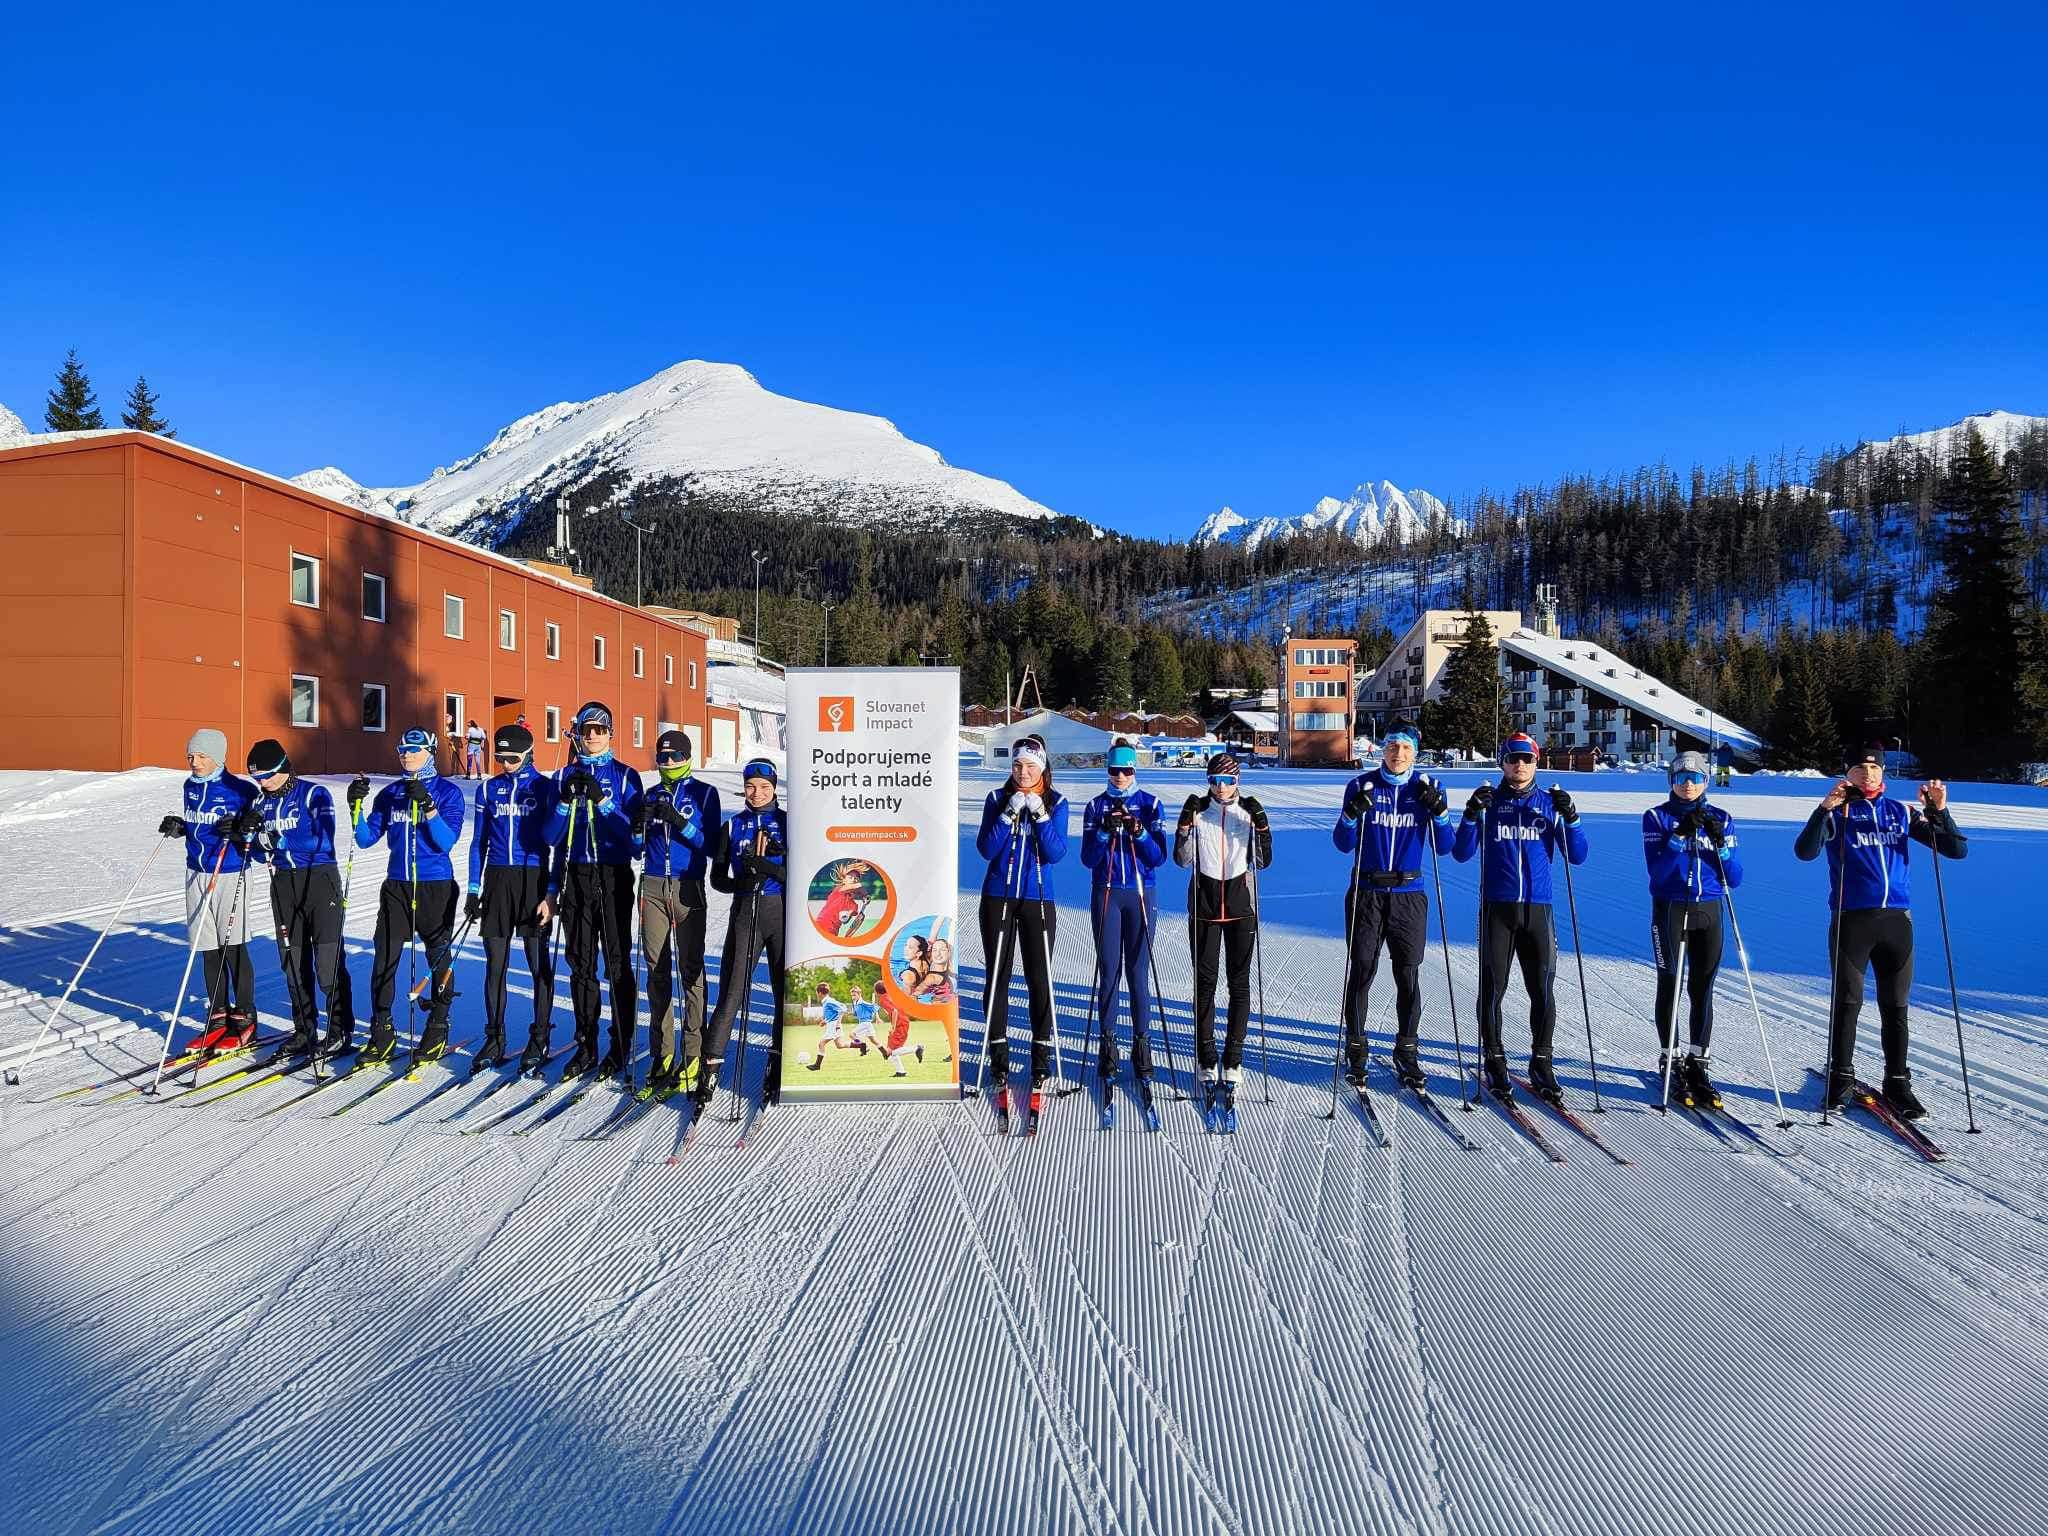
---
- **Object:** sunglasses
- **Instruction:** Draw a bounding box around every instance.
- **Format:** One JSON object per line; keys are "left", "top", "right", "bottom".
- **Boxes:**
{"left": 1672, "top": 770, "right": 1706, "bottom": 787}
{"left": 1108, "top": 766, "right": 1135, "bottom": 777}
{"left": 655, "top": 751, "right": 688, "bottom": 765}
{"left": 1504, "top": 752, "right": 1537, "bottom": 765}
{"left": 1209, "top": 774, "right": 1238, "bottom": 786}
{"left": 495, "top": 752, "right": 526, "bottom": 765}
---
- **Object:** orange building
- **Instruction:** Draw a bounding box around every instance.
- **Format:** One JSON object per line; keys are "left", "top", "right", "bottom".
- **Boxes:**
{"left": 1283, "top": 637, "right": 1359, "bottom": 768}
{"left": 0, "top": 433, "right": 709, "bottom": 774}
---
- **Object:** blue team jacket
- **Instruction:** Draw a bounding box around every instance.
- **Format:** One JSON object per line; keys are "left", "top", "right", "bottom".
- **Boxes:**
{"left": 1642, "top": 798, "right": 1743, "bottom": 902}
{"left": 976, "top": 788, "right": 1070, "bottom": 902}
{"left": 1331, "top": 769, "right": 1455, "bottom": 894}
{"left": 641, "top": 774, "right": 722, "bottom": 881}
{"left": 254, "top": 777, "right": 339, "bottom": 870}
{"left": 1451, "top": 784, "right": 1589, "bottom": 904}
{"left": 1794, "top": 796, "right": 1967, "bottom": 912}
{"left": 713, "top": 804, "right": 787, "bottom": 897}
{"left": 354, "top": 771, "right": 466, "bottom": 882}
{"left": 180, "top": 773, "right": 260, "bottom": 875}
{"left": 469, "top": 767, "right": 565, "bottom": 893}
{"left": 550, "top": 755, "right": 644, "bottom": 868}
{"left": 1079, "top": 789, "right": 1168, "bottom": 891}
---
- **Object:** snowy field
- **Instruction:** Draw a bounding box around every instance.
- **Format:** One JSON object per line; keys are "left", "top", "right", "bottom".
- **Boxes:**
{"left": 4, "top": 765, "right": 2048, "bottom": 1536}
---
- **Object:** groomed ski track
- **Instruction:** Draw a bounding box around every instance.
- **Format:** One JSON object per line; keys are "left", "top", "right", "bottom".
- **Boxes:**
{"left": 4, "top": 766, "right": 2048, "bottom": 1536}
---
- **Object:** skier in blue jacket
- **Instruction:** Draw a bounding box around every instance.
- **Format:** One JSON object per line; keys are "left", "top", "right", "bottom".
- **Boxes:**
{"left": 1331, "top": 721, "right": 1454, "bottom": 1091}
{"left": 156, "top": 725, "right": 261, "bottom": 1052}
{"left": 1641, "top": 750, "right": 1742, "bottom": 1105}
{"left": 635, "top": 728, "right": 721, "bottom": 1097}
{"left": 975, "top": 735, "right": 1070, "bottom": 1123}
{"left": 245, "top": 737, "right": 355, "bottom": 1060}
{"left": 707, "top": 758, "right": 787, "bottom": 1106}
{"left": 1078, "top": 739, "right": 1169, "bottom": 1123}
{"left": 340, "top": 727, "right": 466, "bottom": 1063}
{"left": 1793, "top": 743, "right": 1967, "bottom": 1117}
{"left": 465, "top": 722, "right": 564, "bottom": 1074}
{"left": 552, "top": 701, "right": 646, "bottom": 1081}
{"left": 1451, "top": 732, "right": 1589, "bottom": 1102}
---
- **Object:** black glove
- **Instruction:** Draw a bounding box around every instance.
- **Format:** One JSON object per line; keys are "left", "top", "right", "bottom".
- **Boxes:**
{"left": 230, "top": 805, "right": 264, "bottom": 841}
{"left": 1703, "top": 812, "right": 1727, "bottom": 849}
{"left": 1414, "top": 780, "right": 1448, "bottom": 820}
{"left": 158, "top": 814, "right": 187, "bottom": 839}
{"left": 652, "top": 796, "right": 690, "bottom": 831}
{"left": 562, "top": 768, "right": 597, "bottom": 803}
{"left": 1675, "top": 805, "right": 1702, "bottom": 839}
{"left": 347, "top": 775, "right": 370, "bottom": 811}
{"left": 1465, "top": 783, "right": 1494, "bottom": 819}
{"left": 1179, "top": 793, "right": 1203, "bottom": 831}
{"left": 404, "top": 778, "right": 435, "bottom": 814}
{"left": 1548, "top": 785, "right": 1577, "bottom": 822}
{"left": 465, "top": 891, "right": 483, "bottom": 922}
{"left": 1242, "top": 795, "right": 1269, "bottom": 831}
{"left": 742, "top": 852, "right": 781, "bottom": 883}
{"left": 1342, "top": 785, "right": 1369, "bottom": 821}
{"left": 630, "top": 803, "right": 649, "bottom": 839}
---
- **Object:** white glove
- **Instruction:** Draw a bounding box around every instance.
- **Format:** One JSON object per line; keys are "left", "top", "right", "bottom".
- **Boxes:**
{"left": 1024, "top": 792, "right": 1047, "bottom": 821}
{"left": 1006, "top": 791, "right": 1029, "bottom": 819}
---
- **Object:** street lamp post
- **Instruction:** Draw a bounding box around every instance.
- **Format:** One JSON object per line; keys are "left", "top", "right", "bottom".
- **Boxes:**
{"left": 750, "top": 548, "right": 767, "bottom": 661}
{"left": 622, "top": 516, "right": 653, "bottom": 609}
{"left": 822, "top": 602, "right": 836, "bottom": 667}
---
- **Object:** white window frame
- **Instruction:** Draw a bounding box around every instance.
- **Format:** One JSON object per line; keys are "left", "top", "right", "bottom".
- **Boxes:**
{"left": 545, "top": 620, "right": 561, "bottom": 659}
{"left": 361, "top": 571, "right": 387, "bottom": 623}
{"left": 632, "top": 716, "right": 645, "bottom": 748}
{"left": 544, "top": 705, "right": 561, "bottom": 743}
{"left": 663, "top": 653, "right": 674, "bottom": 685}
{"left": 688, "top": 659, "right": 698, "bottom": 690}
{"left": 499, "top": 609, "right": 517, "bottom": 651}
{"left": 443, "top": 593, "right": 465, "bottom": 639}
{"left": 289, "top": 674, "right": 319, "bottom": 728}
{"left": 444, "top": 693, "right": 464, "bottom": 747}
{"left": 632, "top": 645, "right": 645, "bottom": 679}
{"left": 288, "top": 551, "right": 320, "bottom": 609}
{"left": 593, "top": 634, "right": 607, "bottom": 670}
{"left": 361, "top": 682, "right": 387, "bottom": 733}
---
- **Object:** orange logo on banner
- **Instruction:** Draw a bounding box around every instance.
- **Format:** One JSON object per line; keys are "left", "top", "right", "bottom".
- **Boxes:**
{"left": 819, "top": 697, "right": 856, "bottom": 732}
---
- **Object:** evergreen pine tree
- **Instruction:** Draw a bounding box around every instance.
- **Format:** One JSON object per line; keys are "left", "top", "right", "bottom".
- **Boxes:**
{"left": 120, "top": 374, "right": 174, "bottom": 436}
{"left": 1769, "top": 643, "right": 1837, "bottom": 770}
{"left": 1092, "top": 624, "right": 1134, "bottom": 711}
{"left": 1132, "top": 628, "right": 1187, "bottom": 713}
{"left": 832, "top": 536, "right": 890, "bottom": 666}
{"left": 1433, "top": 607, "right": 1501, "bottom": 756}
{"left": 45, "top": 349, "right": 104, "bottom": 431}
{"left": 1917, "top": 427, "right": 2030, "bottom": 777}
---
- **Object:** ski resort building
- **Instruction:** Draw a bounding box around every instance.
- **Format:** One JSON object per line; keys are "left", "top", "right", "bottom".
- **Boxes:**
{"left": 1359, "top": 608, "right": 1525, "bottom": 724}
{"left": 1281, "top": 635, "right": 1359, "bottom": 768}
{"left": 0, "top": 433, "right": 710, "bottom": 774}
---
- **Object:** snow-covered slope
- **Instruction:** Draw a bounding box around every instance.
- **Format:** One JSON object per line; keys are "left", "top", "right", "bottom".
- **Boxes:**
{"left": 0, "top": 401, "right": 31, "bottom": 449}
{"left": 293, "top": 361, "right": 1063, "bottom": 543}
{"left": 1194, "top": 479, "right": 1454, "bottom": 550}
{"left": 1848, "top": 409, "right": 2048, "bottom": 465}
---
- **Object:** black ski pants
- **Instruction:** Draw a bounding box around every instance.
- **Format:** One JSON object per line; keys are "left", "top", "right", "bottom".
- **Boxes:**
{"left": 269, "top": 864, "right": 353, "bottom": 1037}
{"left": 1191, "top": 915, "right": 1257, "bottom": 1074}
{"left": 481, "top": 865, "right": 556, "bottom": 1050}
{"left": 369, "top": 878, "right": 457, "bottom": 1043}
{"left": 1342, "top": 886, "right": 1428, "bottom": 1072}
{"left": 564, "top": 861, "right": 637, "bottom": 1059}
{"left": 201, "top": 946, "right": 256, "bottom": 1020}
{"left": 1651, "top": 898, "right": 1723, "bottom": 1053}
{"left": 705, "top": 889, "right": 785, "bottom": 1082}
{"left": 1476, "top": 899, "right": 1558, "bottom": 1063}
{"left": 1828, "top": 906, "right": 1914, "bottom": 1081}
{"left": 980, "top": 896, "right": 1059, "bottom": 1083}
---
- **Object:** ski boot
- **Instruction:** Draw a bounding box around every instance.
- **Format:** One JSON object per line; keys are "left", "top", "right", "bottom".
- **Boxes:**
{"left": 1823, "top": 1073, "right": 1856, "bottom": 1112}
{"left": 638, "top": 1054, "right": 680, "bottom": 1103}
{"left": 991, "top": 1084, "right": 1012, "bottom": 1135}
{"left": 1882, "top": 1072, "right": 1928, "bottom": 1121}
{"left": 1217, "top": 1078, "right": 1239, "bottom": 1135}
{"left": 1392, "top": 1042, "right": 1427, "bottom": 1092}
{"left": 563, "top": 1042, "right": 600, "bottom": 1078}
{"left": 762, "top": 1057, "right": 781, "bottom": 1107}
{"left": 1023, "top": 1085, "right": 1045, "bottom": 1136}
{"left": 358, "top": 1020, "right": 398, "bottom": 1066}
{"left": 1099, "top": 1072, "right": 1116, "bottom": 1130}
{"left": 270, "top": 1022, "right": 318, "bottom": 1065}
{"left": 1482, "top": 1054, "right": 1515, "bottom": 1101}
{"left": 1136, "top": 1074, "right": 1160, "bottom": 1132}
{"left": 1201, "top": 1075, "right": 1223, "bottom": 1133}
{"left": 1682, "top": 1054, "right": 1722, "bottom": 1110}
{"left": 191, "top": 1010, "right": 235, "bottom": 1055}
{"left": 1528, "top": 1054, "right": 1563, "bottom": 1105}
{"left": 471, "top": 1031, "right": 508, "bottom": 1076}
{"left": 224, "top": 1009, "right": 258, "bottom": 1050}
{"left": 415, "top": 1021, "right": 451, "bottom": 1063}
{"left": 316, "top": 1025, "right": 354, "bottom": 1063}
{"left": 517, "top": 1036, "right": 551, "bottom": 1077}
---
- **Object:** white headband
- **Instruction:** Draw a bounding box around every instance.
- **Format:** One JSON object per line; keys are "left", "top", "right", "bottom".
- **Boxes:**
{"left": 1014, "top": 743, "right": 1047, "bottom": 770}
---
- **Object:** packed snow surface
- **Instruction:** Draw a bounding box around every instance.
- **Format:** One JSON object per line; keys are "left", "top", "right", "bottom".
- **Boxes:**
{"left": 290, "top": 361, "right": 1061, "bottom": 542}
{"left": 5, "top": 766, "right": 2048, "bottom": 1536}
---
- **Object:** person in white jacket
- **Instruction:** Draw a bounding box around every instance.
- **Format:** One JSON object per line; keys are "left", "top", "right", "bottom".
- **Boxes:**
{"left": 1173, "top": 752, "right": 1273, "bottom": 1130}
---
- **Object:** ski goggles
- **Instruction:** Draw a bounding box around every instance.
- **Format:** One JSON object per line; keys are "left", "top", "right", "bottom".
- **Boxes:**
{"left": 1208, "top": 773, "right": 1238, "bottom": 787}
{"left": 397, "top": 732, "right": 434, "bottom": 754}
{"left": 1107, "top": 765, "right": 1135, "bottom": 778}
{"left": 654, "top": 748, "right": 689, "bottom": 765}
{"left": 1503, "top": 751, "right": 1538, "bottom": 766}
{"left": 495, "top": 750, "right": 528, "bottom": 766}
{"left": 1671, "top": 769, "right": 1707, "bottom": 787}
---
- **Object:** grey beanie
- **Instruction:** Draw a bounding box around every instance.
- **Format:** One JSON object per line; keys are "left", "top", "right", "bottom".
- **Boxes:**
{"left": 1669, "top": 750, "right": 1709, "bottom": 780}
{"left": 187, "top": 727, "right": 228, "bottom": 761}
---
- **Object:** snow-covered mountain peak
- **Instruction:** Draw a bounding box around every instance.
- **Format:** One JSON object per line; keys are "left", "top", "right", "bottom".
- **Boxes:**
{"left": 0, "top": 402, "right": 31, "bottom": 449}
{"left": 291, "top": 359, "right": 1061, "bottom": 542}
{"left": 1193, "top": 477, "right": 1455, "bottom": 550}
{"left": 1854, "top": 409, "right": 2047, "bottom": 465}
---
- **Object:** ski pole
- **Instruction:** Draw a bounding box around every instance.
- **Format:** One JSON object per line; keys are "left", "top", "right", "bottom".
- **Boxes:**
{"left": 9, "top": 839, "right": 169, "bottom": 1084}
{"left": 1719, "top": 881, "right": 1791, "bottom": 1128}
{"left": 1089, "top": 877, "right": 1114, "bottom": 1105}
{"left": 965, "top": 810, "right": 1027, "bottom": 1100}
{"left": 1819, "top": 803, "right": 1849, "bottom": 1125}
{"left": 406, "top": 805, "right": 420, "bottom": 1055}
{"left": 726, "top": 879, "right": 761, "bottom": 1122}
{"left": 1137, "top": 878, "right": 1187, "bottom": 1102}
{"left": 412, "top": 913, "right": 478, "bottom": 1002}
{"left": 147, "top": 838, "right": 232, "bottom": 1096}
{"left": 1555, "top": 804, "right": 1604, "bottom": 1113}
{"left": 1038, "top": 895, "right": 1081, "bottom": 1098}
{"left": 1249, "top": 808, "right": 1270, "bottom": 1106}
{"left": 1925, "top": 817, "right": 1981, "bottom": 1134}
{"left": 1426, "top": 830, "right": 1473, "bottom": 1111}
{"left": 1322, "top": 816, "right": 1370, "bottom": 1120}
{"left": 1659, "top": 903, "right": 1686, "bottom": 1112}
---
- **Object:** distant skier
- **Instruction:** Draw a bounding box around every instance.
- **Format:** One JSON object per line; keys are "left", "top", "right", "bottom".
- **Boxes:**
{"left": 1330, "top": 721, "right": 1453, "bottom": 1091}
{"left": 342, "top": 727, "right": 466, "bottom": 1063}
{"left": 245, "top": 738, "right": 355, "bottom": 1060}
{"left": 704, "top": 758, "right": 787, "bottom": 1105}
{"left": 1174, "top": 751, "right": 1273, "bottom": 1131}
{"left": 553, "top": 702, "right": 644, "bottom": 1081}
{"left": 1641, "top": 750, "right": 1742, "bottom": 1105}
{"left": 463, "top": 720, "right": 485, "bottom": 779}
{"left": 157, "top": 726, "right": 260, "bottom": 1051}
{"left": 1451, "top": 732, "right": 1589, "bottom": 1102}
{"left": 1713, "top": 740, "right": 1735, "bottom": 789}
{"left": 974, "top": 735, "right": 1071, "bottom": 1127}
{"left": 635, "top": 729, "right": 720, "bottom": 1096}
{"left": 1793, "top": 743, "right": 1967, "bottom": 1117}
{"left": 1080, "top": 738, "right": 1169, "bottom": 1124}
{"left": 466, "top": 723, "right": 563, "bottom": 1074}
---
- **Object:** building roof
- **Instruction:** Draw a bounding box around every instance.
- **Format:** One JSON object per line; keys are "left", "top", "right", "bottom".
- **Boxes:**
{"left": 985, "top": 709, "right": 1122, "bottom": 755}
{"left": 1221, "top": 709, "right": 1279, "bottom": 733}
{"left": 707, "top": 663, "right": 787, "bottom": 716}
{"left": 1497, "top": 628, "right": 1766, "bottom": 754}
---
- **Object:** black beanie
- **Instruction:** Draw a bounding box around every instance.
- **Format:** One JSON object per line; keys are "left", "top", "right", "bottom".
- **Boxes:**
{"left": 247, "top": 738, "right": 291, "bottom": 778}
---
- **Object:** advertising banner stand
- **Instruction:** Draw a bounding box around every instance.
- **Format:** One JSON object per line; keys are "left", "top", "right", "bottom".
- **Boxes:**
{"left": 782, "top": 667, "right": 961, "bottom": 1102}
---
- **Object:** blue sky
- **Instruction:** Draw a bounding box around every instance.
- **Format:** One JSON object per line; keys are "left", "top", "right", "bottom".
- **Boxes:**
{"left": 4, "top": 3, "right": 2043, "bottom": 540}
